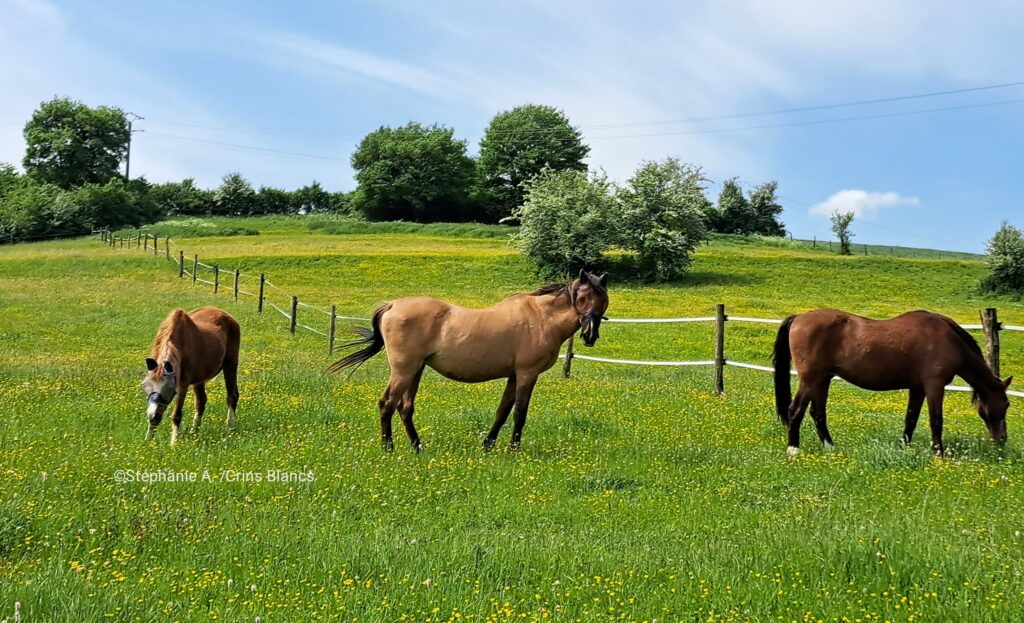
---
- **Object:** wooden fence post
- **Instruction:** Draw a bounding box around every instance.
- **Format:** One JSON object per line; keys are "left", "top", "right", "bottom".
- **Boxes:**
{"left": 329, "top": 305, "right": 337, "bottom": 354}
{"left": 120, "top": 237, "right": 124, "bottom": 250}
{"left": 981, "top": 308, "right": 1001, "bottom": 377}
{"left": 192, "top": 255, "right": 198, "bottom": 285}
{"left": 290, "top": 296, "right": 298, "bottom": 334}
{"left": 164, "top": 237, "right": 169, "bottom": 259}
{"left": 153, "top": 235, "right": 158, "bottom": 256}
{"left": 714, "top": 303, "right": 726, "bottom": 395}
{"left": 213, "top": 265, "right": 219, "bottom": 293}
{"left": 144, "top": 233, "right": 149, "bottom": 251}
{"left": 233, "top": 269, "right": 240, "bottom": 302}
{"left": 258, "top": 273, "right": 265, "bottom": 313}
{"left": 136, "top": 232, "right": 141, "bottom": 248}
{"left": 562, "top": 334, "right": 575, "bottom": 378}
{"left": 178, "top": 250, "right": 184, "bottom": 277}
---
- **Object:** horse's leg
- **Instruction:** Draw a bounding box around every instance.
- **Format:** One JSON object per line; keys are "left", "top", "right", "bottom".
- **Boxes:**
{"left": 170, "top": 385, "right": 189, "bottom": 445}
{"left": 484, "top": 376, "right": 516, "bottom": 451}
{"left": 926, "top": 385, "right": 945, "bottom": 457}
{"left": 902, "top": 387, "right": 925, "bottom": 445}
{"left": 223, "top": 357, "right": 240, "bottom": 429}
{"left": 397, "top": 366, "right": 425, "bottom": 452}
{"left": 786, "top": 383, "right": 812, "bottom": 456}
{"left": 191, "top": 383, "right": 207, "bottom": 435}
{"left": 809, "top": 378, "right": 834, "bottom": 449}
{"left": 378, "top": 383, "right": 396, "bottom": 451}
{"left": 509, "top": 375, "right": 538, "bottom": 450}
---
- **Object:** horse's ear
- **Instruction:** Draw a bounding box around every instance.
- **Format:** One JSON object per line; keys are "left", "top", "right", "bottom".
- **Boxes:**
{"left": 578, "top": 269, "right": 587, "bottom": 283}
{"left": 163, "top": 361, "right": 175, "bottom": 375}
{"left": 146, "top": 358, "right": 158, "bottom": 371}
{"left": 1005, "top": 376, "right": 1014, "bottom": 389}
{"left": 598, "top": 273, "right": 608, "bottom": 288}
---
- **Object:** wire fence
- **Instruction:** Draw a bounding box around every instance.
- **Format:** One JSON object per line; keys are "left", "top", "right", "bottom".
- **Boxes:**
{"left": 562, "top": 305, "right": 1024, "bottom": 399}
{"left": 97, "top": 229, "right": 367, "bottom": 353}
{"left": 96, "top": 229, "right": 1023, "bottom": 399}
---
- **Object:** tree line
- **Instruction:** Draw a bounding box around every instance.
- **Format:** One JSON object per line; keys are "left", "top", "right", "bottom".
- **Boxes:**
{"left": 0, "top": 98, "right": 785, "bottom": 240}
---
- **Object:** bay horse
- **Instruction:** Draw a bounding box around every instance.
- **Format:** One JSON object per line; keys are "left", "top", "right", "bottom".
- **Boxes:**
{"left": 773, "top": 308, "right": 1012, "bottom": 457}
{"left": 142, "top": 306, "right": 241, "bottom": 444}
{"left": 327, "top": 270, "right": 609, "bottom": 451}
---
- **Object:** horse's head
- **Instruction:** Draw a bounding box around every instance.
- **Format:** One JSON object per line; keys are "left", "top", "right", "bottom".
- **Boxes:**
{"left": 976, "top": 376, "right": 1013, "bottom": 445}
{"left": 573, "top": 269, "right": 609, "bottom": 347}
{"left": 142, "top": 358, "right": 177, "bottom": 426}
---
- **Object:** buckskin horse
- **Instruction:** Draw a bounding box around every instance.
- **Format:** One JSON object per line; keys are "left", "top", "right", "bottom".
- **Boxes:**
{"left": 772, "top": 308, "right": 1012, "bottom": 457}
{"left": 327, "top": 270, "right": 610, "bottom": 451}
{"left": 142, "top": 307, "right": 241, "bottom": 444}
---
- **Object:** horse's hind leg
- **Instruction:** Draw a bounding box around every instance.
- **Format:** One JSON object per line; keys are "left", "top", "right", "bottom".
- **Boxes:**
{"left": 397, "top": 366, "right": 425, "bottom": 452}
{"left": 379, "top": 384, "right": 396, "bottom": 451}
{"left": 809, "top": 378, "right": 834, "bottom": 449}
{"left": 484, "top": 376, "right": 516, "bottom": 451}
{"left": 223, "top": 357, "right": 240, "bottom": 429}
{"left": 902, "top": 387, "right": 925, "bottom": 445}
{"left": 786, "top": 383, "right": 812, "bottom": 456}
{"left": 191, "top": 383, "right": 207, "bottom": 435}
{"left": 925, "top": 385, "right": 945, "bottom": 457}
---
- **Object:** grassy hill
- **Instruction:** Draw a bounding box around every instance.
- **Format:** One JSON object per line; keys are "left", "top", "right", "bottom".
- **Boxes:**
{"left": 1, "top": 218, "right": 1022, "bottom": 621}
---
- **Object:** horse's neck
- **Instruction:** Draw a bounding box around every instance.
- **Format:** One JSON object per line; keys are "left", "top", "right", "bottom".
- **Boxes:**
{"left": 538, "top": 293, "right": 579, "bottom": 340}
{"left": 959, "top": 350, "right": 1000, "bottom": 396}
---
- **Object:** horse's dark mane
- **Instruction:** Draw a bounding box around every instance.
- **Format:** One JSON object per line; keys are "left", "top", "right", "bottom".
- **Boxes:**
{"left": 939, "top": 315, "right": 993, "bottom": 405}
{"left": 530, "top": 283, "right": 571, "bottom": 299}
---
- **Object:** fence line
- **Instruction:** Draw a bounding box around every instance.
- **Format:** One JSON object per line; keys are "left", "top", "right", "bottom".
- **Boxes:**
{"left": 97, "top": 229, "right": 1022, "bottom": 398}
{"left": 97, "top": 229, "right": 359, "bottom": 352}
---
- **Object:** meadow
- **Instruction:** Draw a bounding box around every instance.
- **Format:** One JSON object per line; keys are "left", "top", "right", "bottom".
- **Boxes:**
{"left": 1, "top": 217, "right": 1023, "bottom": 622}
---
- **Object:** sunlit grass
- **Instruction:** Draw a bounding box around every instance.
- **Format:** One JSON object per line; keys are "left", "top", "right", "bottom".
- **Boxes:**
{"left": 1, "top": 223, "right": 1023, "bottom": 621}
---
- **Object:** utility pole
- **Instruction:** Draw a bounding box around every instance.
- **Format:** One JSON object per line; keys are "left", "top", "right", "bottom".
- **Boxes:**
{"left": 125, "top": 112, "right": 144, "bottom": 180}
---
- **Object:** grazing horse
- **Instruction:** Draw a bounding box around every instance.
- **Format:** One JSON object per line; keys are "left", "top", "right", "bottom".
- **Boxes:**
{"left": 327, "top": 270, "right": 610, "bottom": 451}
{"left": 142, "top": 306, "right": 241, "bottom": 444}
{"left": 772, "top": 308, "right": 1012, "bottom": 457}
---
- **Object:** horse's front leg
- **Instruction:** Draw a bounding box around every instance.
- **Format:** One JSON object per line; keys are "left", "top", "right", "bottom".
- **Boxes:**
{"left": 191, "top": 383, "right": 207, "bottom": 435}
{"left": 484, "top": 376, "right": 516, "bottom": 451}
{"left": 926, "top": 386, "right": 945, "bottom": 457}
{"left": 509, "top": 375, "right": 538, "bottom": 450}
{"left": 170, "top": 386, "right": 189, "bottom": 445}
{"left": 902, "top": 387, "right": 925, "bottom": 445}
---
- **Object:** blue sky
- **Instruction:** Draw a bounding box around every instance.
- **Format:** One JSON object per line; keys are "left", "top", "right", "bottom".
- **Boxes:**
{"left": 1, "top": 0, "right": 1022, "bottom": 252}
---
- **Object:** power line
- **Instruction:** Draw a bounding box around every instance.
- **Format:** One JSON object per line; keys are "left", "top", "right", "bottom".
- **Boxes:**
{"left": 143, "top": 132, "right": 349, "bottom": 162}
{"left": 139, "top": 79, "right": 1024, "bottom": 140}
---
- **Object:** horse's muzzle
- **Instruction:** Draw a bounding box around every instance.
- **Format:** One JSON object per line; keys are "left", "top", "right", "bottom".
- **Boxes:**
{"left": 147, "top": 403, "right": 165, "bottom": 425}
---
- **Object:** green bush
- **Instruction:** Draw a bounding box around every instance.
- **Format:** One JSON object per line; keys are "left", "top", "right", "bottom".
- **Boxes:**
{"left": 513, "top": 169, "right": 617, "bottom": 278}
{"left": 617, "top": 159, "right": 709, "bottom": 281}
{"left": 982, "top": 221, "right": 1024, "bottom": 294}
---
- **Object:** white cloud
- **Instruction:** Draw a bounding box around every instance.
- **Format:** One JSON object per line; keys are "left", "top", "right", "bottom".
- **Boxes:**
{"left": 809, "top": 190, "right": 920, "bottom": 219}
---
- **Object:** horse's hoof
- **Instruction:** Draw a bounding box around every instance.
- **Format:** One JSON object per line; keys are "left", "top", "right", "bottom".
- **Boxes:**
{"left": 412, "top": 442, "right": 423, "bottom": 453}
{"left": 482, "top": 439, "right": 496, "bottom": 452}
{"left": 508, "top": 442, "right": 521, "bottom": 452}
{"left": 382, "top": 441, "right": 395, "bottom": 452}
{"left": 786, "top": 446, "right": 800, "bottom": 457}
{"left": 822, "top": 441, "right": 834, "bottom": 452}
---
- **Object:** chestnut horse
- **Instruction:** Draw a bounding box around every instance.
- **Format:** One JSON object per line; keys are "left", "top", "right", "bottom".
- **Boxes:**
{"left": 327, "top": 270, "right": 609, "bottom": 451}
{"left": 142, "top": 306, "right": 241, "bottom": 444}
{"left": 773, "top": 308, "right": 1012, "bottom": 457}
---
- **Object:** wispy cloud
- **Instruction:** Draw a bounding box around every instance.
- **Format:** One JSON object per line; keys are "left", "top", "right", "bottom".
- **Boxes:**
{"left": 809, "top": 190, "right": 920, "bottom": 219}
{"left": 239, "top": 31, "right": 462, "bottom": 102}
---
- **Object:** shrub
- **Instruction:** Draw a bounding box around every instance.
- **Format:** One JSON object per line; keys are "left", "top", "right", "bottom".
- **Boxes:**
{"left": 982, "top": 221, "right": 1024, "bottom": 294}
{"left": 512, "top": 169, "right": 617, "bottom": 278}
{"left": 617, "top": 158, "right": 709, "bottom": 281}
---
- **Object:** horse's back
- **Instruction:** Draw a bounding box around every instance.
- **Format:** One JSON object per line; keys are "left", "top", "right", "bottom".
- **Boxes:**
{"left": 188, "top": 306, "right": 240, "bottom": 358}
{"left": 790, "top": 308, "right": 963, "bottom": 390}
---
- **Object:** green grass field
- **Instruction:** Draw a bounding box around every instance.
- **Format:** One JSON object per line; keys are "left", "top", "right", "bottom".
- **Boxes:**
{"left": 2, "top": 218, "right": 1023, "bottom": 622}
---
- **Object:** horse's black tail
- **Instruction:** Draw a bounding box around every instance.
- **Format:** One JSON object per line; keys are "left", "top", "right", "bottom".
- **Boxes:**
{"left": 772, "top": 315, "right": 795, "bottom": 426}
{"left": 325, "top": 303, "right": 392, "bottom": 375}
